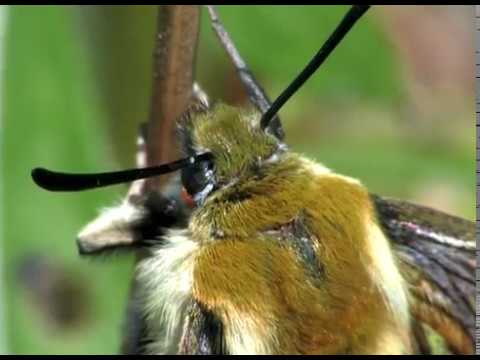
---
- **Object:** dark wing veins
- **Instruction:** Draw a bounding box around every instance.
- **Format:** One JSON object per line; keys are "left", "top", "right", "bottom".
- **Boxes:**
{"left": 178, "top": 300, "right": 227, "bottom": 355}
{"left": 372, "top": 194, "right": 475, "bottom": 355}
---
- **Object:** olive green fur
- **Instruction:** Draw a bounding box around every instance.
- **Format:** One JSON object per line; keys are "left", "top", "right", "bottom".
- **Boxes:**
{"left": 182, "top": 104, "right": 279, "bottom": 182}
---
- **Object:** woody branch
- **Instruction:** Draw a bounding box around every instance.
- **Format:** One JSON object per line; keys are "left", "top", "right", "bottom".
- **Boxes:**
{"left": 121, "top": 6, "right": 200, "bottom": 354}
{"left": 146, "top": 5, "right": 201, "bottom": 189}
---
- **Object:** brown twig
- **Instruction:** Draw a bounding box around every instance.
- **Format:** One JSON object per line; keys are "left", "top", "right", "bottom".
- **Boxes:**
{"left": 121, "top": 6, "right": 201, "bottom": 354}
{"left": 146, "top": 5, "right": 201, "bottom": 188}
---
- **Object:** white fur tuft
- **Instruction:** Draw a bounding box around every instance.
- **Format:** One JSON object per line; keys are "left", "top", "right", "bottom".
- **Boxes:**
{"left": 77, "top": 200, "right": 144, "bottom": 252}
{"left": 136, "top": 230, "right": 198, "bottom": 354}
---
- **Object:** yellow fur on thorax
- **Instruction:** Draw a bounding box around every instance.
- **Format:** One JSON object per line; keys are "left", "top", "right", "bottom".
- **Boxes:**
{"left": 140, "top": 105, "right": 411, "bottom": 354}
{"left": 191, "top": 155, "right": 411, "bottom": 354}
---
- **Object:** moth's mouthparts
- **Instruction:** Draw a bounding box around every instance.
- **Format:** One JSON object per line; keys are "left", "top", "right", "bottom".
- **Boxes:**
{"left": 31, "top": 152, "right": 213, "bottom": 192}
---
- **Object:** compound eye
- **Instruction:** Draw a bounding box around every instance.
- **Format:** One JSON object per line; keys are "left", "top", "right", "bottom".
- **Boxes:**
{"left": 181, "top": 157, "right": 215, "bottom": 199}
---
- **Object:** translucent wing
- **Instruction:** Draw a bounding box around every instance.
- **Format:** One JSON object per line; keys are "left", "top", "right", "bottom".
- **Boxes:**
{"left": 372, "top": 194, "right": 475, "bottom": 355}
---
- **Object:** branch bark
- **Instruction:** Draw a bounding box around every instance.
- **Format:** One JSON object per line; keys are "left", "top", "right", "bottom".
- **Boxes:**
{"left": 146, "top": 5, "right": 201, "bottom": 188}
{"left": 121, "top": 6, "right": 200, "bottom": 354}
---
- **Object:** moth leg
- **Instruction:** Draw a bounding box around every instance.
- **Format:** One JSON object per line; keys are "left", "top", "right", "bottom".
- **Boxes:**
{"left": 193, "top": 82, "right": 210, "bottom": 109}
{"left": 205, "top": 6, "right": 283, "bottom": 139}
{"left": 127, "top": 122, "right": 148, "bottom": 200}
{"left": 206, "top": 5, "right": 270, "bottom": 113}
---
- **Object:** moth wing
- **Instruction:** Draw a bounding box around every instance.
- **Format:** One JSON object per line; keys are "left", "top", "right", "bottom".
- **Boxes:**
{"left": 177, "top": 301, "right": 226, "bottom": 355}
{"left": 372, "top": 194, "right": 475, "bottom": 355}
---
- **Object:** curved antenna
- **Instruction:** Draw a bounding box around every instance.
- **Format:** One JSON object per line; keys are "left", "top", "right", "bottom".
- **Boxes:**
{"left": 31, "top": 153, "right": 212, "bottom": 192}
{"left": 206, "top": 5, "right": 284, "bottom": 140}
{"left": 260, "top": 5, "right": 370, "bottom": 131}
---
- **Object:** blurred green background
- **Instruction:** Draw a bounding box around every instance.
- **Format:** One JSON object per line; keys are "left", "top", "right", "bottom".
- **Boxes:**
{"left": 0, "top": 5, "right": 474, "bottom": 354}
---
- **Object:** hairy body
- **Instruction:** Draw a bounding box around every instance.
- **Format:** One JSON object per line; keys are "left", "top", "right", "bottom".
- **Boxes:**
{"left": 136, "top": 105, "right": 411, "bottom": 355}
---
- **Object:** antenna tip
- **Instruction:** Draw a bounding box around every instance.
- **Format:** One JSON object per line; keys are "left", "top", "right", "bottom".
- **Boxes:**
{"left": 31, "top": 167, "right": 70, "bottom": 192}
{"left": 31, "top": 167, "right": 48, "bottom": 188}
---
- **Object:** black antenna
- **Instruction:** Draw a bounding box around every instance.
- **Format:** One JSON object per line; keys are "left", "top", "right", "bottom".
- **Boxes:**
{"left": 260, "top": 5, "right": 370, "bottom": 131}
{"left": 31, "top": 153, "right": 212, "bottom": 192}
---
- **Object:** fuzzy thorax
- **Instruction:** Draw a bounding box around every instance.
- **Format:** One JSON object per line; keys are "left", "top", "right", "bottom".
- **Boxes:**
{"left": 191, "top": 156, "right": 410, "bottom": 354}
{"left": 138, "top": 158, "right": 410, "bottom": 353}
{"left": 138, "top": 104, "right": 411, "bottom": 354}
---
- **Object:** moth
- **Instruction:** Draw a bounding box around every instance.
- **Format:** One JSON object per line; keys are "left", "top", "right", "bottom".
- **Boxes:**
{"left": 31, "top": 5, "right": 475, "bottom": 355}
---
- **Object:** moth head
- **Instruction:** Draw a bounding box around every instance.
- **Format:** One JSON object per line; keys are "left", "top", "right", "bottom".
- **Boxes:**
{"left": 177, "top": 103, "right": 285, "bottom": 206}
